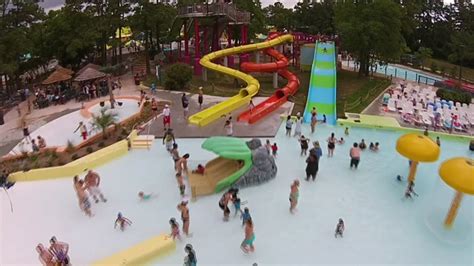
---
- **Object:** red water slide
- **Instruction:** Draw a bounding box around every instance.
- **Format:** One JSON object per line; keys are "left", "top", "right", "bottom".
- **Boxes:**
{"left": 237, "top": 34, "right": 300, "bottom": 124}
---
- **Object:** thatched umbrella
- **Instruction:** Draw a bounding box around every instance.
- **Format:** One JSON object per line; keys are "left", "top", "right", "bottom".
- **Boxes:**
{"left": 42, "top": 69, "right": 72, "bottom": 85}
{"left": 74, "top": 68, "right": 107, "bottom": 82}
{"left": 76, "top": 63, "right": 101, "bottom": 76}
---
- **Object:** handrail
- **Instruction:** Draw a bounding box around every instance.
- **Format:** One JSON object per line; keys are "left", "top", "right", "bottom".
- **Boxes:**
{"left": 177, "top": 3, "right": 250, "bottom": 24}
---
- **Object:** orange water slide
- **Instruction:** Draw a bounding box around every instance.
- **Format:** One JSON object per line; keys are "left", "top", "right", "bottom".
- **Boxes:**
{"left": 237, "top": 35, "right": 300, "bottom": 124}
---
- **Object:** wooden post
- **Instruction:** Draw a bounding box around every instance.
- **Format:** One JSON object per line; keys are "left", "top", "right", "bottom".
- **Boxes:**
{"left": 444, "top": 191, "right": 463, "bottom": 228}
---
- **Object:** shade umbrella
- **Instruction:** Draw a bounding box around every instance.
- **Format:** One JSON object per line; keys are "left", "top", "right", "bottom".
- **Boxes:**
{"left": 396, "top": 133, "right": 440, "bottom": 192}
{"left": 439, "top": 157, "right": 474, "bottom": 228}
{"left": 74, "top": 68, "right": 107, "bottom": 82}
{"left": 76, "top": 63, "right": 101, "bottom": 76}
{"left": 42, "top": 69, "right": 72, "bottom": 85}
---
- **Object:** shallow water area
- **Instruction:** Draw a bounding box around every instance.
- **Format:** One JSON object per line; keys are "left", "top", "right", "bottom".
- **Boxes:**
{"left": 1, "top": 124, "right": 473, "bottom": 265}
{"left": 9, "top": 99, "right": 139, "bottom": 154}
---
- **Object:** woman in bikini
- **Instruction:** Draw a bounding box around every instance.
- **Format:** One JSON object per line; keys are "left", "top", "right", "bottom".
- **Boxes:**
{"left": 327, "top": 132, "right": 336, "bottom": 158}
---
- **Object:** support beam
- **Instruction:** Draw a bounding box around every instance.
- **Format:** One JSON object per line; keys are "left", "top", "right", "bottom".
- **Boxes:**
{"left": 184, "top": 19, "right": 190, "bottom": 64}
{"left": 273, "top": 72, "right": 278, "bottom": 89}
{"left": 194, "top": 19, "right": 202, "bottom": 75}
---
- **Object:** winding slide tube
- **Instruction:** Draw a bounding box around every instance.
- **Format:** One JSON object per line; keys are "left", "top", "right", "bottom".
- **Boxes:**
{"left": 238, "top": 33, "right": 300, "bottom": 124}
{"left": 188, "top": 34, "right": 294, "bottom": 127}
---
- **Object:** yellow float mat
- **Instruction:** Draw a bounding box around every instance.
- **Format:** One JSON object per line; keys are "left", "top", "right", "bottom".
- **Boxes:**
{"left": 92, "top": 234, "right": 176, "bottom": 266}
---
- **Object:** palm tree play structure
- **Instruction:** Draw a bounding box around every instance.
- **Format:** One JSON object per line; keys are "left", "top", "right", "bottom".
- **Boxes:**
{"left": 439, "top": 157, "right": 474, "bottom": 228}
{"left": 91, "top": 107, "right": 119, "bottom": 139}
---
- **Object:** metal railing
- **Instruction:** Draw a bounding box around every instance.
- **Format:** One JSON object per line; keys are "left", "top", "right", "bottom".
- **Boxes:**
{"left": 177, "top": 3, "right": 250, "bottom": 24}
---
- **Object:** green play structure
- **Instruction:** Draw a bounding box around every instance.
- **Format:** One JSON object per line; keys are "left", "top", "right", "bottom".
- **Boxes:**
{"left": 201, "top": 137, "right": 253, "bottom": 193}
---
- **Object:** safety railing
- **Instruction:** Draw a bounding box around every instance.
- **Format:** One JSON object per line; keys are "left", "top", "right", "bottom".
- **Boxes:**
{"left": 177, "top": 3, "right": 250, "bottom": 24}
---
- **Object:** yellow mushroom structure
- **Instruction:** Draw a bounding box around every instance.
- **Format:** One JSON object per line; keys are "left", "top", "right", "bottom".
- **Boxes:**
{"left": 396, "top": 134, "right": 440, "bottom": 186}
{"left": 439, "top": 157, "right": 474, "bottom": 228}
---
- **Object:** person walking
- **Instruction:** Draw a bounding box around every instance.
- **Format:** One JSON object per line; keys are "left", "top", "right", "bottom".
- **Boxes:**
{"left": 310, "top": 107, "right": 317, "bottom": 133}
{"left": 241, "top": 218, "right": 256, "bottom": 253}
{"left": 162, "top": 104, "right": 171, "bottom": 130}
{"left": 198, "top": 87, "right": 204, "bottom": 109}
{"left": 349, "top": 143, "right": 361, "bottom": 169}
{"left": 183, "top": 244, "right": 197, "bottom": 266}
{"left": 305, "top": 153, "right": 319, "bottom": 181}
{"left": 327, "top": 132, "right": 336, "bottom": 157}
{"left": 224, "top": 119, "right": 233, "bottom": 136}
{"left": 285, "top": 115, "right": 293, "bottom": 137}
{"left": 182, "top": 93, "right": 189, "bottom": 120}
{"left": 73, "top": 122, "right": 88, "bottom": 141}
{"left": 289, "top": 180, "right": 299, "bottom": 213}
{"left": 299, "top": 135, "right": 309, "bottom": 156}
{"left": 177, "top": 201, "right": 191, "bottom": 237}
{"left": 22, "top": 120, "right": 32, "bottom": 143}
{"left": 294, "top": 112, "right": 302, "bottom": 137}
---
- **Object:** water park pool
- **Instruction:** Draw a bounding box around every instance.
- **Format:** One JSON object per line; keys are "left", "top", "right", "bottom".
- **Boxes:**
{"left": 9, "top": 98, "right": 140, "bottom": 154}
{"left": 1, "top": 124, "right": 472, "bottom": 265}
{"left": 344, "top": 60, "right": 442, "bottom": 85}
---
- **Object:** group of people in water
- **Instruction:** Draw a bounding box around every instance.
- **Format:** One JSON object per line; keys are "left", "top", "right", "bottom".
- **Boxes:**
{"left": 36, "top": 236, "right": 69, "bottom": 266}
{"left": 73, "top": 169, "right": 107, "bottom": 217}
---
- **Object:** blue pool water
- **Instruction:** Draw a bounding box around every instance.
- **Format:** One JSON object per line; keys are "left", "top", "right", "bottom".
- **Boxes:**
{"left": 344, "top": 60, "right": 442, "bottom": 85}
{"left": 1, "top": 124, "right": 473, "bottom": 265}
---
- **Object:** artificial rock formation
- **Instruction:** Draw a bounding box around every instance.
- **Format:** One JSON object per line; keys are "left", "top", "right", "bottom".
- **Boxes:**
{"left": 234, "top": 139, "right": 278, "bottom": 188}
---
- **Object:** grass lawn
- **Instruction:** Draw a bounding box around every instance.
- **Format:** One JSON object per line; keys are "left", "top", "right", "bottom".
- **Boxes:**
{"left": 424, "top": 58, "right": 474, "bottom": 83}
{"left": 143, "top": 66, "right": 390, "bottom": 117}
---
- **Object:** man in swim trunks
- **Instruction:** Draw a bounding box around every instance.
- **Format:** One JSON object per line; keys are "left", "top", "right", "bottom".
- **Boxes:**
{"left": 84, "top": 170, "right": 107, "bottom": 203}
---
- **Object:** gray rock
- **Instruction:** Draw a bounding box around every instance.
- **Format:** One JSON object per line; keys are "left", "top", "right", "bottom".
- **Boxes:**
{"left": 246, "top": 139, "right": 262, "bottom": 150}
{"left": 234, "top": 146, "right": 277, "bottom": 188}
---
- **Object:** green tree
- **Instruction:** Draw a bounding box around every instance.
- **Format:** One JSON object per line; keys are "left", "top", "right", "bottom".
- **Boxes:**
{"left": 0, "top": 0, "right": 44, "bottom": 94}
{"left": 91, "top": 107, "right": 119, "bottom": 139}
{"left": 415, "top": 47, "right": 432, "bottom": 70}
{"left": 41, "top": 7, "right": 99, "bottom": 68}
{"left": 130, "top": 0, "right": 176, "bottom": 74}
{"left": 263, "top": 2, "right": 293, "bottom": 31}
{"left": 235, "top": 0, "right": 265, "bottom": 38}
{"left": 165, "top": 63, "right": 192, "bottom": 90}
{"left": 335, "top": 0, "right": 404, "bottom": 76}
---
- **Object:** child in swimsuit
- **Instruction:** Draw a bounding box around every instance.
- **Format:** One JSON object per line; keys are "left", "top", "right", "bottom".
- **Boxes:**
{"left": 169, "top": 218, "right": 181, "bottom": 240}
{"left": 241, "top": 207, "right": 252, "bottom": 226}
{"left": 114, "top": 212, "right": 132, "bottom": 231}
{"left": 138, "top": 191, "right": 154, "bottom": 200}
{"left": 289, "top": 180, "right": 299, "bottom": 213}
{"left": 241, "top": 218, "right": 256, "bottom": 253}
{"left": 335, "top": 218, "right": 345, "bottom": 238}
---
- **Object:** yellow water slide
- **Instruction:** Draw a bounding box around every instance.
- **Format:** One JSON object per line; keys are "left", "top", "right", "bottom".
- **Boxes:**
{"left": 188, "top": 34, "right": 293, "bottom": 126}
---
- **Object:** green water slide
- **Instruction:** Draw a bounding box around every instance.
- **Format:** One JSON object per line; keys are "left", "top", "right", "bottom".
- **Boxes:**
{"left": 202, "top": 137, "right": 253, "bottom": 193}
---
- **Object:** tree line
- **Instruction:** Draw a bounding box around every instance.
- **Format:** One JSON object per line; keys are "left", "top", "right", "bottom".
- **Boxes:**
{"left": 0, "top": 0, "right": 473, "bottom": 93}
{"left": 265, "top": 0, "right": 474, "bottom": 76}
